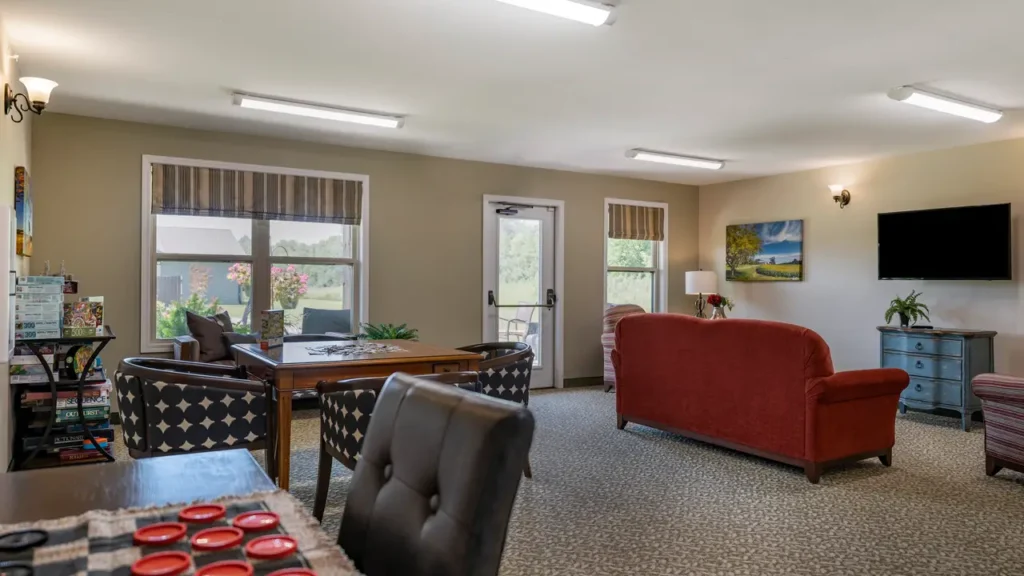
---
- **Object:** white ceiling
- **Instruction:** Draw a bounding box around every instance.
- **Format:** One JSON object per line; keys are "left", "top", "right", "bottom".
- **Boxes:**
{"left": 3, "top": 0, "right": 1024, "bottom": 186}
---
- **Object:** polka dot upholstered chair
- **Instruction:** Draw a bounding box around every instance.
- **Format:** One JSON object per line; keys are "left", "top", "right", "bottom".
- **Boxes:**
{"left": 114, "top": 357, "right": 275, "bottom": 477}
{"left": 313, "top": 372, "right": 481, "bottom": 523}
{"left": 457, "top": 342, "right": 535, "bottom": 478}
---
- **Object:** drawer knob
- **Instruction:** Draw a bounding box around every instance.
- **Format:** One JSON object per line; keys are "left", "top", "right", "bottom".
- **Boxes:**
{"left": 915, "top": 383, "right": 923, "bottom": 392}
{"left": 915, "top": 342, "right": 924, "bottom": 351}
{"left": 915, "top": 360, "right": 924, "bottom": 369}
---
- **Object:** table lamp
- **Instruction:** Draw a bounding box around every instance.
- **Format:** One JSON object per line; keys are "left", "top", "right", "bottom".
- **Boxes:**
{"left": 685, "top": 271, "right": 717, "bottom": 318}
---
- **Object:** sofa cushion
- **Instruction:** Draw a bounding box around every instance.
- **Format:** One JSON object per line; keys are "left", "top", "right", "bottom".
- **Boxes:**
{"left": 223, "top": 331, "right": 258, "bottom": 347}
{"left": 186, "top": 311, "right": 233, "bottom": 362}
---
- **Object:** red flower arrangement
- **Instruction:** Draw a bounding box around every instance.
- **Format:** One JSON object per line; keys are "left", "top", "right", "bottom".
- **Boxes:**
{"left": 706, "top": 294, "right": 723, "bottom": 307}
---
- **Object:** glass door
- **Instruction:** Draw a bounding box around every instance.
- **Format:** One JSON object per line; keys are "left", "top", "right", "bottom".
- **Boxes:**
{"left": 483, "top": 203, "right": 556, "bottom": 389}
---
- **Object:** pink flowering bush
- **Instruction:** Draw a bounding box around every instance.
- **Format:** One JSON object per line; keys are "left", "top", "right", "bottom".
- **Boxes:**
{"left": 272, "top": 265, "right": 309, "bottom": 309}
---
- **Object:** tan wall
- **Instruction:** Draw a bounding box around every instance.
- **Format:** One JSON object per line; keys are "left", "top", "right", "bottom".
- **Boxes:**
{"left": 0, "top": 17, "right": 33, "bottom": 471}
{"left": 699, "top": 138, "right": 1024, "bottom": 374}
{"left": 31, "top": 113, "right": 699, "bottom": 380}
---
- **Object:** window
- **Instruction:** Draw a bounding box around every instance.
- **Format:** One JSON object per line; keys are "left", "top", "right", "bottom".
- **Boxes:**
{"left": 142, "top": 157, "right": 368, "bottom": 352}
{"left": 604, "top": 200, "right": 668, "bottom": 312}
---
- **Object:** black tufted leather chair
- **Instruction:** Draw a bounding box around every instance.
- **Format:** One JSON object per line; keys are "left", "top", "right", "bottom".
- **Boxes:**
{"left": 337, "top": 373, "right": 534, "bottom": 576}
{"left": 457, "top": 342, "right": 535, "bottom": 477}
{"left": 114, "top": 357, "right": 275, "bottom": 476}
{"left": 312, "top": 371, "right": 481, "bottom": 522}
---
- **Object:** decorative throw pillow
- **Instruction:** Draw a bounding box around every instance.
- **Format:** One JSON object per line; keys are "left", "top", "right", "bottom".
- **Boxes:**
{"left": 185, "top": 311, "right": 234, "bottom": 362}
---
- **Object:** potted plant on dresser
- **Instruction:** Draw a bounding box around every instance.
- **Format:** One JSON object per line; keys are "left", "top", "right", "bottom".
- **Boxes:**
{"left": 884, "top": 290, "right": 930, "bottom": 328}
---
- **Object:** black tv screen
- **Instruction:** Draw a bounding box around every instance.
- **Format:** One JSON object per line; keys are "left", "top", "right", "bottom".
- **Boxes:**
{"left": 878, "top": 203, "right": 1012, "bottom": 280}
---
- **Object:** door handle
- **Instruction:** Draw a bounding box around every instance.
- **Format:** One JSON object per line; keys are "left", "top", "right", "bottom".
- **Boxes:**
{"left": 546, "top": 289, "right": 557, "bottom": 307}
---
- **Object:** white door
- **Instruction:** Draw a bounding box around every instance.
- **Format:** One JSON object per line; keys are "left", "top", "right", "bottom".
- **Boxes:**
{"left": 483, "top": 201, "right": 557, "bottom": 389}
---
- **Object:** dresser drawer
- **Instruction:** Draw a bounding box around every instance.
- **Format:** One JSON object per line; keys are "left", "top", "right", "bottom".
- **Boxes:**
{"left": 882, "top": 352, "right": 963, "bottom": 381}
{"left": 882, "top": 334, "right": 962, "bottom": 357}
{"left": 902, "top": 377, "right": 963, "bottom": 408}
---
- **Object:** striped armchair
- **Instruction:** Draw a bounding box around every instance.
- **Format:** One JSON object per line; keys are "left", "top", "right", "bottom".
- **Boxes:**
{"left": 973, "top": 373, "right": 1024, "bottom": 478}
{"left": 602, "top": 304, "right": 646, "bottom": 392}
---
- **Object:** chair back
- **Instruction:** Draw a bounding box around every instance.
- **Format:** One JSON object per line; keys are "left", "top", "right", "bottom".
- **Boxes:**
{"left": 513, "top": 302, "right": 536, "bottom": 323}
{"left": 114, "top": 358, "right": 270, "bottom": 459}
{"left": 457, "top": 342, "right": 534, "bottom": 405}
{"left": 317, "top": 372, "right": 481, "bottom": 470}
{"left": 338, "top": 373, "right": 534, "bottom": 576}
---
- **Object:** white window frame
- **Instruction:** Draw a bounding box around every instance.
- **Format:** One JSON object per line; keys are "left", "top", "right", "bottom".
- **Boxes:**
{"left": 140, "top": 155, "right": 370, "bottom": 353}
{"left": 603, "top": 198, "right": 669, "bottom": 313}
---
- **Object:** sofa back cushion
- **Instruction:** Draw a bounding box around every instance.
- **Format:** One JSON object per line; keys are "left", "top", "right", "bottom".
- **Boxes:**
{"left": 614, "top": 314, "right": 834, "bottom": 460}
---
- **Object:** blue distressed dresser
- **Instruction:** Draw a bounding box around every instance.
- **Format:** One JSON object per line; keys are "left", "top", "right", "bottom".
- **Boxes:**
{"left": 878, "top": 326, "right": 996, "bottom": 431}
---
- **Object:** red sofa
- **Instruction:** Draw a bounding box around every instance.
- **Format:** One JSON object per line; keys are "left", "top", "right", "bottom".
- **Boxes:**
{"left": 612, "top": 314, "right": 909, "bottom": 483}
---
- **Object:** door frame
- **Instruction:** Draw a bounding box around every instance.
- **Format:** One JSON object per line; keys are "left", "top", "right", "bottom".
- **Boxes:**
{"left": 482, "top": 195, "right": 565, "bottom": 389}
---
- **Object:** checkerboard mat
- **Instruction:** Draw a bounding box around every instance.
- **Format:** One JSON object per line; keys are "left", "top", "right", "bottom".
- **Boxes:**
{"left": 0, "top": 490, "right": 355, "bottom": 575}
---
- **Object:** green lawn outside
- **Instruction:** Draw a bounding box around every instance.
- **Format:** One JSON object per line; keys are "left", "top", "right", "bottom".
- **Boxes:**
{"left": 727, "top": 263, "right": 802, "bottom": 282}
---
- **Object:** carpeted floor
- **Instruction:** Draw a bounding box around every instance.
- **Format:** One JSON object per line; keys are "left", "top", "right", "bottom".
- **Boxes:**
{"left": 116, "top": 387, "right": 1024, "bottom": 575}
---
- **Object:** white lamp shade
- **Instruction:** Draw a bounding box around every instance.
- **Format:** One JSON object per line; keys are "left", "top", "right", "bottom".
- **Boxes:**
{"left": 685, "top": 271, "right": 717, "bottom": 295}
{"left": 19, "top": 77, "right": 58, "bottom": 105}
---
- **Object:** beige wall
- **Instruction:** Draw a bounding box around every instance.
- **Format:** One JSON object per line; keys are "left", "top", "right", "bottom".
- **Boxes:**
{"left": 0, "top": 17, "right": 33, "bottom": 471}
{"left": 31, "top": 113, "right": 699, "bottom": 380}
{"left": 699, "top": 138, "right": 1024, "bottom": 374}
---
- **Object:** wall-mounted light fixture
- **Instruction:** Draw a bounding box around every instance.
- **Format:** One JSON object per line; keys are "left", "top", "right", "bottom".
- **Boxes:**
{"left": 829, "top": 184, "right": 851, "bottom": 209}
{"left": 5, "top": 77, "right": 58, "bottom": 123}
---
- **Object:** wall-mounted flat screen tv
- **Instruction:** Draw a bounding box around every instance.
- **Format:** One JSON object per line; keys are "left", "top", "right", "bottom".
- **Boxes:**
{"left": 878, "top": 203, "right": 1011, "bottom": 280}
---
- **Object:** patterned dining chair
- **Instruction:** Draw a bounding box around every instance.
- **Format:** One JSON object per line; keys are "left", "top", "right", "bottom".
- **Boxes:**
{"left": 602, "top": 304, "right": 646, "bottom": 392}
{"left": 312, "top": 371, "right": 481, "bottom": 522}
{"left": 457, "top": 342, "right": 535, "bottom": 478}
{"left": 114, "top": 357, "right": 275, "bottom": 476}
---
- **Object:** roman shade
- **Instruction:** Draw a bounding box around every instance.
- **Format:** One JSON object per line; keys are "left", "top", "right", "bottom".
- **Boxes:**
{"left": 151, "top": 163, "right": 363, "bottom": 225}
{"left": 608, "top": 203, "right": 665, "bottom": 241}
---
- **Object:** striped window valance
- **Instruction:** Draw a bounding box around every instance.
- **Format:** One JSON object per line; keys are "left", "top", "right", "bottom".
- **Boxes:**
{"left": 151, "top": 163, "right": 363, "bottom": 225}
{"left": 608, "top": 203, "right": 665, "bottom": 241}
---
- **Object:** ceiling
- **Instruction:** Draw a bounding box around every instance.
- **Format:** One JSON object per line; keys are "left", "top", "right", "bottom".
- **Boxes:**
{"left": 3, "top": 0, "right": 1024, "bottom": 186}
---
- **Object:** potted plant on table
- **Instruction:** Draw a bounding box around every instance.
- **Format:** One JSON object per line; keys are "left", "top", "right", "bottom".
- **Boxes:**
{"left": 885, "top": 290, "right": 931, "bottom": 328}
{"left": 359, "top": 323, "right": 420, "bottom": 341}
{"left": 706, "top": 294, "right": 735, "bottom": 320}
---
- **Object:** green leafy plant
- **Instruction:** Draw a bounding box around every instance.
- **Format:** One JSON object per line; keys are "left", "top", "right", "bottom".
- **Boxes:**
{"left": 359, "top": 322, "right": 420, "bottom": 341}
{"left": 885, "top": 290, "right": 931, "bottom": 327}
{"left": 156, "top": 293, "right": 221, "bottom": 339}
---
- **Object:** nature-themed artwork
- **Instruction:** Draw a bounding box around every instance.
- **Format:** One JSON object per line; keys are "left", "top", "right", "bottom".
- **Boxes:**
{"left": 14, "top": 166, "right": 32, "bottom": 256}
{"left": 726, "top": 220, "right": 803, "bottom": 282}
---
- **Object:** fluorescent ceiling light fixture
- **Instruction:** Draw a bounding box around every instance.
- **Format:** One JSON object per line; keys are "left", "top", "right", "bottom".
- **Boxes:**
{"left": 888, "top": 87, "right": 1002, "bottom": 124}
{"left": 495, "top": 0, "right": 615, "bottom": 26}
{"left": 626, "top": 149, "right": 725, "bottom": 170}
{"left": 233, "top": 94, "right": 404, "bottom": 128}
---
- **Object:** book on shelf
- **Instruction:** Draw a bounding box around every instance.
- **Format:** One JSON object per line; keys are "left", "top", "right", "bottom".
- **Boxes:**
{"left": 64, "top": 419, "right": 111, "bottom": 433}
{"left": 21, "top": 381, "right": 111, "bottom": 402}
{"left": 12, "top": 367, "right": 107, "bottom": 385}
{"left": 15, "top": 284, "right": 63, "bottom": 294}
{"left": 58, "top": 448, "right": 109, "bottom": 463}
{"left": 23, "top": 428, "right": 115, "bottom": 451}
{"left": 10, "top": 353, "right": 55, "bottom": 366}
{"left": 19, "top": 276, "right": 66, "bottom": 285}
{"left": 30, "top": 396, "right": 110, "bottom": 411}
{"left": 53, "top": 406, "right": 109, "bottom": 423}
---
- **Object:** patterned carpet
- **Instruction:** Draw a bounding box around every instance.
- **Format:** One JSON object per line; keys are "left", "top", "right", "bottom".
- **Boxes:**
{"left": 116, "top": 387, "right": 1024, "bottom": 575}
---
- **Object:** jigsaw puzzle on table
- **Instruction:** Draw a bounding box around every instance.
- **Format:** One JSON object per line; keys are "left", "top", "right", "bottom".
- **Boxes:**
{"left": 0, "top": 490, "right": 354, "bottom": 576}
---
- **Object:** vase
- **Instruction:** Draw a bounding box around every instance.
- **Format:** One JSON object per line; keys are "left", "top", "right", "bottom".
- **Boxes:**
{"left": 240, "top": 285, "right": 251, "bottom": 303}
{"left": 279, "top": 296, "right": 299, "bottom": 310}
{"left": 710, "top": 306, "right": 727, "bottom": 320}
{"left": 899, "top": 312, "right": 910, "bottom": 328}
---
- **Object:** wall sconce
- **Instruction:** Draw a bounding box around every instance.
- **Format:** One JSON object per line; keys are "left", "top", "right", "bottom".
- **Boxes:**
{"left": 5, "top": 77, "right": 58, "bottom": 123}
{"left": 829, "top": 184, "right": 851, "bottom": 209}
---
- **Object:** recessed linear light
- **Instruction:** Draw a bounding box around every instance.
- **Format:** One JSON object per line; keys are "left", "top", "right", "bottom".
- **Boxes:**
{"left": 888, "top": 87, "right": 1002, "bottom": 124}
{"left": 626, "top": 149, "right": 725, "bottom": 170}
{"left": 495, "top": 0, "right": 615, "bottom": 27}
{"left": 233, "top": 94, "right": 404, "bottom": 128}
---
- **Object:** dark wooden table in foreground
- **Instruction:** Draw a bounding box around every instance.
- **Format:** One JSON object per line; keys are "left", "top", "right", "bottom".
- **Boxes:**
{"left": 0, "top": 450, "right": 274, "bottom": 524}
{"left": 233, "top": 339, "right": 483, "bottom": 489}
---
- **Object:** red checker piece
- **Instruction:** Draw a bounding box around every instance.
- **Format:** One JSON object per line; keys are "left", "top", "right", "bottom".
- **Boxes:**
{"left": 133, "top": 522, "right": 187, "bottom": 546}
{"left": 191, "top": 526, "right": 244, "bottom": 552}
{"left": 178, "top": 503, "right": 226, "bottom": 523}
{"left": 232, "top": 511, "right": 280, "bottom": 532}
{"left": 244, "top": 534, "right": 298, "bottom": 560}
{"left": 267, "top": 569, "right": 317, "bottom": 576}
{"left": 194, "top": 560, "right": 255, "bottom": 576}
{"left": 131, "top": 551, "right": 192, "bottom": 576}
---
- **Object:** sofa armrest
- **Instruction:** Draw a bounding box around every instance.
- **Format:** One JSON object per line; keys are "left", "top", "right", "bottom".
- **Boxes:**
{"left": 173, "top": 335, "right": 200, "bottom": 362}
{"left": 973, "top": 373, "right": 1024, "bottom": 405}
{"left": 807, "top": 369, "right": 909, "bottom": 403}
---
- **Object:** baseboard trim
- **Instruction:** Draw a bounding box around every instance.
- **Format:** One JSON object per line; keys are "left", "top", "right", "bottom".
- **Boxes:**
{"left": 563, "top": 377, "right": 602, "bottom": 389}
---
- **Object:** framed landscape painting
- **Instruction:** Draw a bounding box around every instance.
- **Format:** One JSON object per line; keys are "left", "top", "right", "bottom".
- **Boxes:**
{"left": 726, "top": 220, "right": 803, "bottom": 282}
{"left": 14, "top": 166, "right": 32, "bottom": 256}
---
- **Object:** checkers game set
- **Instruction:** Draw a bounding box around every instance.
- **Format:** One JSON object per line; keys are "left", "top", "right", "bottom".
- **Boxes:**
{"left": 0, "top": 491, "right": 354, "bottom": 576}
